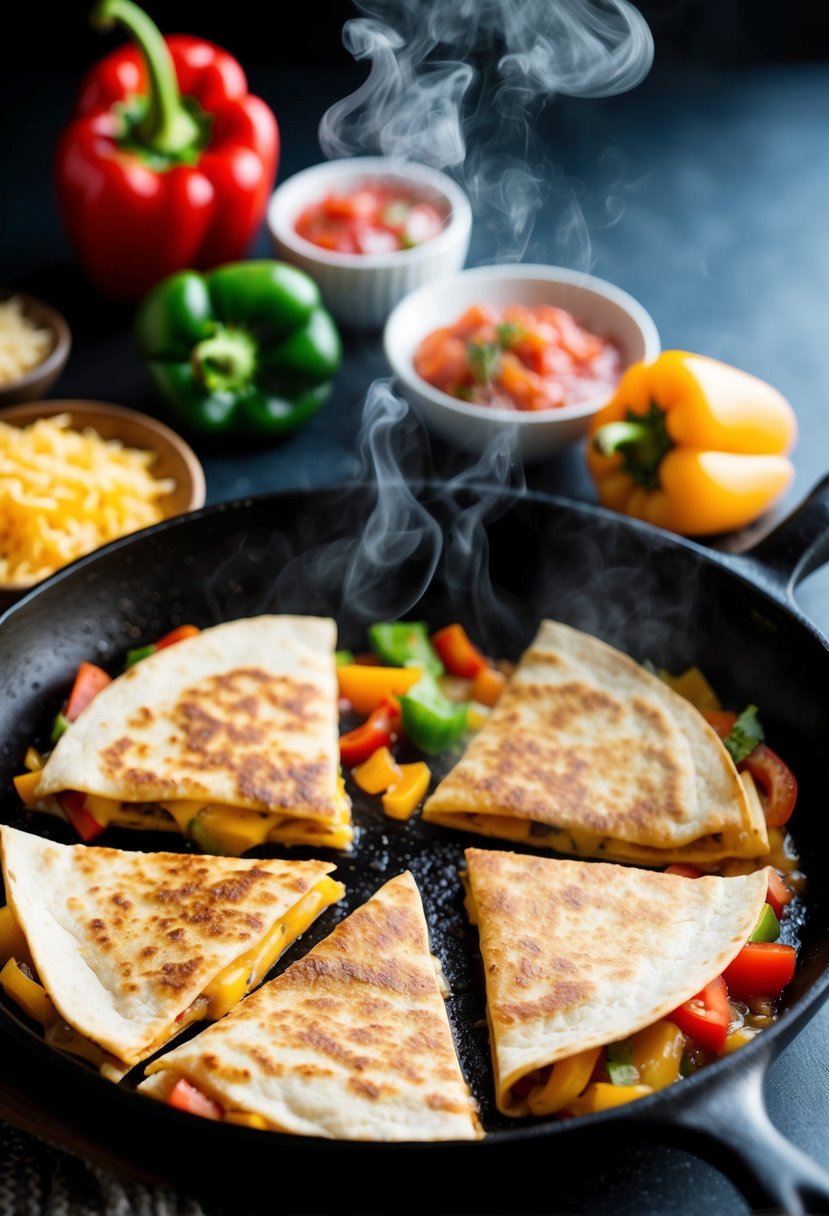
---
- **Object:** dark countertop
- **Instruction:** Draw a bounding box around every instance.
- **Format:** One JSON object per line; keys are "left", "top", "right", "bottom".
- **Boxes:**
{"left": 2, "top": 55, "right": 829, "bottom": 1216}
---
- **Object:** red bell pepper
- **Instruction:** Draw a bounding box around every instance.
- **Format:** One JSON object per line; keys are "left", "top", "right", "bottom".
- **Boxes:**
{"left": 55, "top": 0, "right": 279, "bottom": 301}
{"left": 723, "top": 942, "right": 796, "bottom": 1000}
{"left": 65, "top": 662, "right": 112, "bottom": 722}
{"left": 669, "top": 975, "right": 730, "bottom": 1053}
{"left": 60, "top": 792, "right": 106, "bottom": 843}
{"left": 431, "top": 624, "right": 488, "bottom": 679}
{"left": 340, "top": 699, "right": 402, "bottom": 768}
{"left": 168, "top": 1077, "right": 224, "bottom": 1121}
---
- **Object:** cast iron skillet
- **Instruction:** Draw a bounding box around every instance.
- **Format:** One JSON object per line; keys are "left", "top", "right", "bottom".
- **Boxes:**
{"left": 1, "top": 478, "right": 829, "bottom": 1214}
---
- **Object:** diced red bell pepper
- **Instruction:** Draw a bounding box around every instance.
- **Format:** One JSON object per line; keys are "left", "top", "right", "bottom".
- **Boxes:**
{"left": 669, "top": 975, "right": 730, "bottom": 1053}
{"left": 703, "top": 711, "right": 797, "bottom": 827}
{"left": 155, "top": 624, "right": 200, "bottom": 650}
{"left": 723, "top": 942, "right": 796, "bottom": 1000}
{"left": 60, "top": 792, "right": 105, "bottom": 843}
{"left": 703, "top": 710, "right": 738, "bottom": 739}
{"left": 665, "top": 864, "right": 704, "bottom": 879}
{"left": 64, "top": 662, "right": 112, "bottom": 722}
{"left": 431, "top": 625, "right": 488, "bottom": 679}
{"left": 766, "top": 869, "right": 793, "bottom": 920}
{"left": 168, "top": 1077, "right": 224, "bottom": 1121}
{"left": 339, "top": 699, "right": 402, "bottom": 768}
{"left": 741, "top": 745, "right": 798, "bottom": 829}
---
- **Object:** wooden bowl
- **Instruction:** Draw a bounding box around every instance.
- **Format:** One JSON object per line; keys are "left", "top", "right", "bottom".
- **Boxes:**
{"left": 0, "top": 400, "right": 206, "bottom": 609}
{"left": 0, "top": 290, "right": 71, "bottom": 406}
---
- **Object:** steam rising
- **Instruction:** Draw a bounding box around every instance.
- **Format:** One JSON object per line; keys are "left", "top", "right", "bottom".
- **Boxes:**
{"left": 320, "top": 0, "right": 653, "bottom": 263}
{"left": 300, "top": 1, "right": 655, "bottom": 633}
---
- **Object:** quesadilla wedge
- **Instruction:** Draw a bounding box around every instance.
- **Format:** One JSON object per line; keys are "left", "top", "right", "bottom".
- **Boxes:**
{"left": 463, "top": 848, "right": 774, "bottom": 1117}
{"left": 138, "top": 871, "right": 484, "bottom": 1141}
{"left": 423, "top": 619, "right": 768, "bottom": 866}
{"left": 0, "top": 825, "right": 344, "bottom": 1080}
{"left": 23, "top": 615, "right": 353, "bottom": 853}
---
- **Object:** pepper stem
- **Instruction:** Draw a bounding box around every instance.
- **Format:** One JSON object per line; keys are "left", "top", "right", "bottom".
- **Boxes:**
{"left": 191, "top": 328, "right": 258, "bottom": 393}
{"left": 90, "top": 0, "right": 201, "bottom": 156}
{"left": 592, "top": 403, "right": 674, "bottom": 491}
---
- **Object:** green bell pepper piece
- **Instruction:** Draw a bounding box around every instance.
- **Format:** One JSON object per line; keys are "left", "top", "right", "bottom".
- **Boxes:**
{"left": 134, "top": 261, "right": 342, "bottom": 439}
{"left": 335, "top": 649, "right": 355, "bottom": 667}
{"left": 50, "top": 711, "right": 70, "bottom": 744}
{"left": 125, "top": 643, "right": 157, "bottom": 668}
{"left": 368, "top": 621, "right": 444, "bottom": 677}
{"left": 749, "top": 903, "right": 781, "bottom": 943}
{"left": 400, "top": 674, "right": 468, "bottom": 754}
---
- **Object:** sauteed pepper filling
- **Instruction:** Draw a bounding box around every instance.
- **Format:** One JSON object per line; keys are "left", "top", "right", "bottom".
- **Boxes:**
{"left": 504, "top": 894, "right": 797, "bottom": 1118}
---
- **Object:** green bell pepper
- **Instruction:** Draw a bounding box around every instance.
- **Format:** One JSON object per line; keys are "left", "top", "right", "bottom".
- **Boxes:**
{"left": 368, "top": 621, "right": 444, "bottom": 677}
{"left": 749, "top": 903, "right": 781, "bottom": 943}
{"left": 400, "top": 674, "right": 468, "bottom": 754}
{"left": 134, "top": 261, "right": 342, "bottom": 439}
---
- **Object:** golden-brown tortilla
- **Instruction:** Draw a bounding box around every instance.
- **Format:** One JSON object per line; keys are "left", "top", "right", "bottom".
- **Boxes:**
{"left": 32, "top": 615, "right": 352, "bottom": 850}
{"left": 423, "top": 620, "right": 768, "bottom": 865}
{"left": 139, "top": 872, "right": 483, "bottom": 1141}
{"left": 464, "top": 847, "right": 769, "bottom": 1115}
{"left": 0, "top": 825, "right": 342, "bottom": 1074}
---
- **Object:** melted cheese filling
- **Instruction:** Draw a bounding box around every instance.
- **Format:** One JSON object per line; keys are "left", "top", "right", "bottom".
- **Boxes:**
{"left": 80, "top": 784, "right": 354, "bottom": 854}
{"left": 0, "top": 875, "right": 343, "bottom": 1074}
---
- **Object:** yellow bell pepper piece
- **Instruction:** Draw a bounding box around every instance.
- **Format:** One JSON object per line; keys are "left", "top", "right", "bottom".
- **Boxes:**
{"left": 13, "top": 771, "right": 41, "bottom": 806}
{"left": 23, "top": 747, "right": 45, "bottom": 773}
{"left": 659, "top": 666, "right": 722, "bottom": 714}
{"left": 337, "top": 665, "right": 423, "bottom": 715}
{"left": 225, "top": 1110, "right": 268, "bottom": 1129}
{"left": 526, "top": 1047, "right": 601, "bottom": 1115}
{"left": 587, "top": 351, "right": 797, "bottom": 537}
{"left": 630, "top": 1019, "right": 685, "bottom": 1090}
{"left": 0, "top": 958, "right": 58, "bottom": 1026}
{"left": 352, "top": 746, "right": 402, "bottom": 795}
{"left": 382, "top": 761, "right": 431, "bottom": 821}
{"left": 566, "top": 1081, "right": 653, "bottom": 1115}
{"left": 0, "top": 906, "right": 33, "bottom": 970}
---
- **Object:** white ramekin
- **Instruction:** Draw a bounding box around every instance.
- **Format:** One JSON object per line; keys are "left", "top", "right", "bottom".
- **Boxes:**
{"left": 267, "top": 157, "right": 472, "bottom": 331}
{"left": 383, "top": 264, "right": 661, "bottom": 462}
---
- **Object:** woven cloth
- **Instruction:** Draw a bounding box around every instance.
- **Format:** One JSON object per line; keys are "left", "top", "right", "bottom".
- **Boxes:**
{"left": 0, "top": 1122, "right": 206, "bottom": 1216}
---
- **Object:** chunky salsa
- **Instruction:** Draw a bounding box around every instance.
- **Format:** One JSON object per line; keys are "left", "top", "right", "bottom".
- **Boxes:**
{"left": 295, "top": 180, "right": 446, "bottom": 255}
{"left": 413, "top": 302, "right": 623, "bottom": 411}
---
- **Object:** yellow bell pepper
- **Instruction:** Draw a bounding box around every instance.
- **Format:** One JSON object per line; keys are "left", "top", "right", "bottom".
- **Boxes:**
{"left": 352, "top": 746, "right": 402, "bottom": 795}
{"left": 659, "top": 666, "right": 722, "bottom": 714}
{"left": 566, "top": 1081, "right": 653, "bottom": 1115}
{"left": 587, "top": 351, "right": 797, "bottom": 536}
{"left": 337, "top": 665, "right": 423, "bottom": 715}
{"left": 0, "top": 958, "right": 57, "bottom": 1026}
{"left": 13, "top": 770, "right": 41, "bottom": 806}
{"left": 630, "top": 1019, "right": 685, "bottom": 1090}
{"left": 526, "top": 1047, "right": 601, "bottom": 1115}
{"left": 0, "top": 906, "right": 33, "bottom": 969}
{"left": 382, "top": 761, "right": 431, "bottom": 820}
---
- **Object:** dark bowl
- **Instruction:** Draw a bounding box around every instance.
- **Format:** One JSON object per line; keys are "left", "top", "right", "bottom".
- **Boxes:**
{"left": 0, "top": 289, "right": 71, "bottom": 407}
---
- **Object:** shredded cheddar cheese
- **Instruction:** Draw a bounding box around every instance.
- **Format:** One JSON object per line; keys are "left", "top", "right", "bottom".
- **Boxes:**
{"left": 0, "top": 414, "right": 175, "bottom": 587}
{"left": 0, "top": 297, "right": 53, "bottom": 385}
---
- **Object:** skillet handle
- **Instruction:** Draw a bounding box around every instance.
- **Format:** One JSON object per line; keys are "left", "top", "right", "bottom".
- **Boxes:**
{"left": 646, "top": 1055, "right": 829, "bottom": 1214}
{"left": 739, "top": 474, "right": 829, "bottom": 596}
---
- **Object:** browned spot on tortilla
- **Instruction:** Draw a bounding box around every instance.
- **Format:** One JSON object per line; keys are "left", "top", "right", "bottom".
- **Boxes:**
{"left": 498, "top": 979, "right": 592, "bottom": 1023}
{"left": 349, "top": 1077, "right": 382, "bottom": 1100}
{"left": 157, "top": 958, "right": 202, "bottom": 991}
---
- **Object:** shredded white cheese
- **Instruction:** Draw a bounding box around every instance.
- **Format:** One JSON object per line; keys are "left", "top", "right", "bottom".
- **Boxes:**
{"left": 0, "top": 414, "right": 175, "bottom": 587}
{"left": 0, "top": 298, "right": 53, "bottom": 385}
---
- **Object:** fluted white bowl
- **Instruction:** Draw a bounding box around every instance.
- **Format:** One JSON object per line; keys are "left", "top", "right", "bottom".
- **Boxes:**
{"left": 267, "top": 157, "right": 472, "bottom": 331}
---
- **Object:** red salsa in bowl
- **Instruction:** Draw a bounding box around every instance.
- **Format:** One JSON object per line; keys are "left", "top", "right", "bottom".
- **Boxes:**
{"left": 295, "top": 180, "right": 447, "bottom": 256}
{"left": 413, "top": 302, "right": 623, "bottom": 412}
